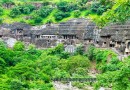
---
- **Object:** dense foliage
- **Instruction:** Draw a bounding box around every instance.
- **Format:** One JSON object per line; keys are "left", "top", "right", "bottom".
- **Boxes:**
{"left": 86, "top": 45, "right": 130, "bottom": 90}
{"left": 94, "top": 0, "right": 130, "bottom": 27}
{"left": 0, "top": 41, "right": 91, "bottom": 89}
{"left": 0, "top": 40, "right": 130, "bottom": 89}
{"left": 54, "top": 11, "right": 70, "bottom": 21}
{"left": 0, "top": 0, "right": 112, "bottom": 25}
{"left": 10, "top": 4, "right": 35, "bottom": 18}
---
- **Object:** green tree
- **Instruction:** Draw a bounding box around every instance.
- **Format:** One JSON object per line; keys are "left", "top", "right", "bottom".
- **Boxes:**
{"left": 37, "top": 6, "right": 52, "bottom": 18}
{"left": 34, "top": 17, "right": 43, "bottom": 24}
{"left": 65, "top": 55, "right": 90, "bottom": 74}
{"left": 95, "top": 58, "right": 130, "bottom": 90}
{"left": 86, "top": 45, "right": 96, "bottom": 61}
{"left": 13, "top": 41, "right": 25, "bottom": 51}
{"left": 54, "top": 11, "right": 70, "bottom": 21}
{"left": 10, "top": 7, "right": 21, "bottom": 18}
{"left": 75, "top": 44, "right": 84, "bottom": 55}
{"left": 94, "top": 0, "right": 130, "bottom": 27}
{"left": 90, "top": 2, "right": 107, "bottom": 15}
{"left": 57, "top": 1, "right": 70, "bottom": 12}
{"left": 10, "top": 79, "right": 24, "bottom": 90}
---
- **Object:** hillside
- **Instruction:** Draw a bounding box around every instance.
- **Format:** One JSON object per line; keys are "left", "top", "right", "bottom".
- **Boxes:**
{"left": 0, "top": 0, "right": 112, "bottom": 25}
{"left": 0, "top": 0, "right": 130, "bottom": 90}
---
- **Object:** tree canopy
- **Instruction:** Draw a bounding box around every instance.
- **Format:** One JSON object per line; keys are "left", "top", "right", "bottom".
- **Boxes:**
{"left": 94, "top": 0, "right": 130, "bottom": 27}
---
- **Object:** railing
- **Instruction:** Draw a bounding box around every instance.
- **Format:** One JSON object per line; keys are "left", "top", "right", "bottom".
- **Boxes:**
{"left": 51, "top": 78, "right": 97, "bottom": 82}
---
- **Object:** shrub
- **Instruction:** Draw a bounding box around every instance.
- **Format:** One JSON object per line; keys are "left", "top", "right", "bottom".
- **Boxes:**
{"left": 75, "top": 44, "right": 84, "bottom": 55}
{"left": 13, "top": 41, "right": 25, "bottom": 51}
{"left": 22, "top": 6, "right": 31, "bottom": 14}
{"left": 10, "top": 4, "right": 35, "bottom": 17}
{"left": 54, "top": 11, "right": 70, "bottom": 21}
{"left": 10, "top": 7, "right": 21, "bottom": 17}
{"left": 86, "top": 45, "right": 96, "bottom": 61}
{"left": 19, "top": 4, "right": 35, "bottom": 14}
{"left": 65, "top": 55, "right": 90, "bottom": 74}
{"left": 69, "top": 3, "right": 79, "bottom": 11}
{"left": 90, "top": 2, "right": 107, "bottom": 15}
{"left": 34, "top": 17, "right": 42, "bottom": 24}
{"left": 37, "top": 6, "right": 53, "bottom": 18}
{"left": 10, "top": 79, "right": 24, "bottom": 90}
{"left": 48, "top": 44, "right": 64, "bottom": 55}
{"left": 57, "top": 1, "right": 69, "bottom": 12}
{"left": 74, "top": 10, "right": 81, "bottom": 18}
{"left": 57, "top": 1, "right": 78, "bottom": 12}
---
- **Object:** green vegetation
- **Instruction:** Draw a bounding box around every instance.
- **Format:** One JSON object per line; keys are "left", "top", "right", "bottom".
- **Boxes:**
{"left": 0, "top": 0, "right": 112, "bottom": 25}
{"left": 0, "top": 40, "right": 91, "bottom": 89}
{"left": 0, "top": 0, "right": 130, "bottom": 90}
{"left": 86, "top": 45, "right": 130, "bottom": 90}
{"left": 94, "top": 0, "right": 130, "bottom": 27}
{"left": 0, "top": 40, "right": 130, "bottom": 90}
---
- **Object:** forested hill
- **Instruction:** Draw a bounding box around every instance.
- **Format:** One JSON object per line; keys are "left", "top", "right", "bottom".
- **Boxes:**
{"left": 0, "top": 0, "right": 113, "bottom": 25}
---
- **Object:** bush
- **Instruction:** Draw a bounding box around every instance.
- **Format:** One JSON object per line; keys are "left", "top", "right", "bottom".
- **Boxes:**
{"left": 69, "top": 3, "right": 79, "bottom": 11}
{"left": 57, "top": 1, "right": 78, "bottom": 12}
{"left": 65, "top": 55, "right": 90, "bottom": 74}
{"left": 54, "top": 11, "right": 70, "bottom": 21}
{"left": 10, "top": 79, "right": 24, "bottom": 90}
{"left": 13, "top": 41, "right": 25, "bottom": 51}
{"left": 34, "top": 17, "right": 43, "bottom": 24}
{"left": 22, "top": 7, "right": 31, "bottom": 14}
{"left": 10, "top": 4, "right": 35, "bottom": 17}
{"left": 37, "top": 6, "right": 53, "bottom": 18}
{"left": 86, "top": 45, "right": 96, "bottom": 61}
{"left": 90, "top": 2, "right": 107, "bottom": 15}
{"left": 18, "top": 4, "right": 35, "bottom": 14}
{"left": 74, "top": 10, "right": 81, "bottom": 18}
{"left": 75, "top": 44, "right": 84, "bottom": 55}
{"left": 57, "top": 1, "right": 70, "bottom": 12}
{"left": 10, "top": 7, "right": 21, "bottom": 17}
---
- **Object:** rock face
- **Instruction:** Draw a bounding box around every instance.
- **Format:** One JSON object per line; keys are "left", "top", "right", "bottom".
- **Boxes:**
{"left": 0, "top": 18, "right": 99, "bottom": 52}
{"left": 0, "top": 18, "right": 130, "bottom": 54}
{"left": 99, "top": 21, "right": 130, "bottom": 55}
{"left": 5, "top": 38, "right": 17, "bottom": 48}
